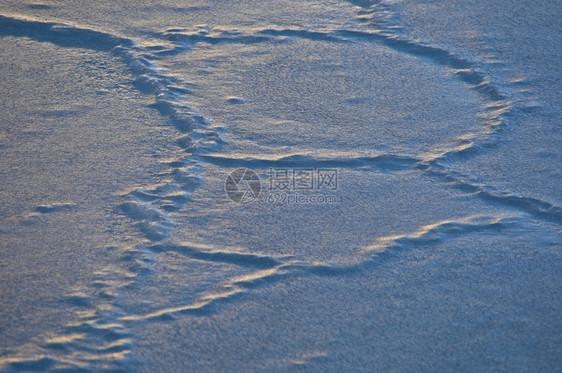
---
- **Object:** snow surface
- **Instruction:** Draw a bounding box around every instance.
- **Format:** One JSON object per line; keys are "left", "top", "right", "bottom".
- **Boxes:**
{"left": 0, "top": 0, "right": 560, "bottom": 371}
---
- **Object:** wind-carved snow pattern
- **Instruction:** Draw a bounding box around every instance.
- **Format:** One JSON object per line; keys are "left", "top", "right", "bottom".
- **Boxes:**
{"left": 0, "top": 1, "right": 559, "bottom": 370}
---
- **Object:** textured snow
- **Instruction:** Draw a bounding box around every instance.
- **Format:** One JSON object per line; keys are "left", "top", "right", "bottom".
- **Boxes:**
{"left": 0, "top": 0, "right": 560, "bottom": 371}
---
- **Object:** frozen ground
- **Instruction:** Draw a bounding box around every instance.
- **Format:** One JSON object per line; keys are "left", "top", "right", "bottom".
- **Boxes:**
{"left": 0, "top": 0, "right": 560, "bottom": 371}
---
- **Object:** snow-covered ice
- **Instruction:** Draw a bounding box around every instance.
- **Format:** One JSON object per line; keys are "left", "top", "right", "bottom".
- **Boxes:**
{"left": 0, "top": 0, "right": 560, "bottom": 371}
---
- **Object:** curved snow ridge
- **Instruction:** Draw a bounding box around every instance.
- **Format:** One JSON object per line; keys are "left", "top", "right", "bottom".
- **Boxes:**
{"left": 199, "top": 152, "right": 418, "bottom": 172}
{"left": 294, "top": 215, "right": 521, "bottom": 277}
{"left": 149, "top": 242, "right": 290, "bottom": 269}
{"left": 0, "top": 356, "right": 57, "bottom": 372}
{"left": 46, "top": 320, "right": 133, "bottom": 368}
{"left": 422, "top": 164, "right": 562, "bottom": 225}
{"left": 0, "top": 320, "right": 134, "bottom": 372}
{"left": 0, "top": 13, "right": 221, "bottom": 149}
{"left": 0, "top": 245, "right": 150, "bottom": 372}
{"left": 34, "top": 202, "right": 77, "bottom": 214}
{"left": 198, "top": 152, "right": 561, "bottom": 227}
{"left": 0, "top": 14, "right": 132, "bottom": 51}
{"left": 479, "top": 193, "right": 562, "bottom": 225}
{"left": 153, "top": 26, "right": 339, "bottom": 58}
{"left": 116, "top": 160, "right": 205, "bottom": 241}
{"left": 344, "top": 0, "right": 402, "bottom": 32}
{"left": 0, "top": 13, "right": 224, "bottom": 160}
{"left": 119, "top": 265, "right": 292, "bottom": 322}
{"left": 159, "top": 23, "right": 511, "bottom": 164}
{"left": 118, "top": 201, "right": 174, "bottom": 241}
{"left": 220, "top": 24, "right": 510, "bottom": 116}
{"left": 112, "top": 214, "right": 520, "bottom": 324}
{"left": 162, "top": 26, "right": 274, "bottom": 47}
{"left": 361, "top": 215, "right": 514, "bottom": 254}
{"left": 335, "top": 29, "right": 512, "bottom": 154}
